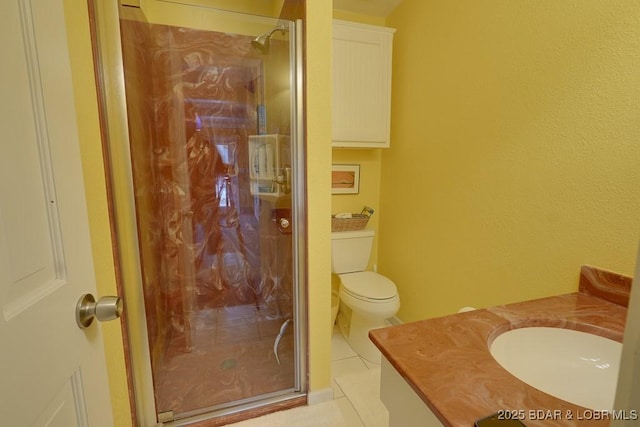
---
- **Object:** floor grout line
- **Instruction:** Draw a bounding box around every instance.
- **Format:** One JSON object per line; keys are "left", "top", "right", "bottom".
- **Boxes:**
{"left": 331, "top": 328, "right": 369, "bottom": 426}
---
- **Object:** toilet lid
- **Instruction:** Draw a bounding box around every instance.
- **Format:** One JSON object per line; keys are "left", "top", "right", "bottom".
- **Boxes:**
{"left": 340, "top": 271, "right": 397, "bottom": 300}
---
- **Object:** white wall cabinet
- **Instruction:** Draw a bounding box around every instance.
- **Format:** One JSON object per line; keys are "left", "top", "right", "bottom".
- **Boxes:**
{"left": 332, "top": 20, "right": 395, "bottom": 148}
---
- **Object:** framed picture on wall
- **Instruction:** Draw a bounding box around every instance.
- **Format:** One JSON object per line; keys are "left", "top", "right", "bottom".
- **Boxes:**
{"left": 331, "top": 164, "right": 360, "bottom": 194}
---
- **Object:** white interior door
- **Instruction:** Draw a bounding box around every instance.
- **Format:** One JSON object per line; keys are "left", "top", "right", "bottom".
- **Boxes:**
{"left": 0, "top": 0, "right": 115, "bottom": 426}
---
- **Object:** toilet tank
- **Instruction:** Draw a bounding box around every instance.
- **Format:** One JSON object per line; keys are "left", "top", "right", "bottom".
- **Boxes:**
{"left": 331, "top": 229, "right": 375, "bottom": 274}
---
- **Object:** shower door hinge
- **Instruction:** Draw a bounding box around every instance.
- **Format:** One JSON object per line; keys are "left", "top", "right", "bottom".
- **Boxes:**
{"left": 157, "top": 411, "right": 174, "bottom": 423}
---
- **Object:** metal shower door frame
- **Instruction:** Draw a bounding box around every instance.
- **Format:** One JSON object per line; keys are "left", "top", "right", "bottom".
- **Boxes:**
{"left": 88, "top": 0, "right": 307, "bottom": 424}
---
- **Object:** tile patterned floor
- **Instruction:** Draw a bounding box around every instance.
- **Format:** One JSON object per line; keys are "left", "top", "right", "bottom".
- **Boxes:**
{"left": 329, "top": 325, "right": 376, "bottom": 426}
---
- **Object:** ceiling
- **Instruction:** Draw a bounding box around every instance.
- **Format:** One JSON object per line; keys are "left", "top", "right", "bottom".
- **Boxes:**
{"left": 333, "top": 0, "right": 403, "bottom": 17}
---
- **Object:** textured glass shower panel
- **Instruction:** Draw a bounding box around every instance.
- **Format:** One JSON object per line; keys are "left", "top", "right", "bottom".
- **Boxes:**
{"left": 119, "top": 9, "right": 296, "bottom": 418}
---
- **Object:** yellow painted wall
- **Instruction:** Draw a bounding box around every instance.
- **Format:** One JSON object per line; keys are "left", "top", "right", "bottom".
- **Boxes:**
{"left": 62, "top": 1, "right": 132, "bottom": 425}
{"left": 331, "top": 149, "right": 382, "bottom": 271}
{"left": 381, "top": 0, "right": 640, "bottom": 322}
{"left": 138, "top": 0, "right": 276, "bottom": 35}
{"left": 139, "top": 0, "right": 281, "bottom": 17}
{"left": 306, "top": 0, "right": 333, "bottom": 393}
{"left": 333, "top": 9, "right": 386, "bottom": 26}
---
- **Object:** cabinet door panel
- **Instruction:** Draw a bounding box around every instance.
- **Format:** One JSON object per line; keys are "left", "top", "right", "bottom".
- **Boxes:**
{"left": 332, "top": 20, "right": 395, "bottom": 148}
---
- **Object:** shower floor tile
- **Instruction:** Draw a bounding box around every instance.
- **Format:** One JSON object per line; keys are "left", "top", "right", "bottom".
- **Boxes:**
{"left": 154, "top": 304, "right": 295, "bottom": 416}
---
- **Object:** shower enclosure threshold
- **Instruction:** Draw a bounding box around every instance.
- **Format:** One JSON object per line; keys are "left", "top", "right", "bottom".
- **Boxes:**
{"left": 165, "top": 391, "right": 306, "bottom": 426}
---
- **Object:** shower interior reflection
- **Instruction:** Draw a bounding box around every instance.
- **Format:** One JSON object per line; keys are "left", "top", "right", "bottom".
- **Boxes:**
{"left": 118, "top": 13, "right": 297, "bottom": 420}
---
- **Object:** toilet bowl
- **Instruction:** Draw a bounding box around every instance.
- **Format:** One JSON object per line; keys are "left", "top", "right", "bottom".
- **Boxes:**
{"left": 339, "top": 271, "right": 399, "bottom": 319}
{"left": 337, "top": 271, "right": 400, "bottom": 362}
{"left": 331, "top": 229, "right": 400, "bottom": 363}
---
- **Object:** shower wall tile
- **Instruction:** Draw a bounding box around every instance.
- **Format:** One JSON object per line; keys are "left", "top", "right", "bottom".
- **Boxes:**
{"left": 120, "top": 18, "right": 296, "bottom": 416}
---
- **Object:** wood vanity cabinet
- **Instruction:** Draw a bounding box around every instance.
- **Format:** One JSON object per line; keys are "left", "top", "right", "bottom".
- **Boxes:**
{"left": 332, "top": 20, "right": 395, "bottom": 148}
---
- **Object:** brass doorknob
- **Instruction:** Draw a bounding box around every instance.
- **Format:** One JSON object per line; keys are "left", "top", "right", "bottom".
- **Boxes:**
{"left": 75, "top": 293, "right": 123, "bottom": 329}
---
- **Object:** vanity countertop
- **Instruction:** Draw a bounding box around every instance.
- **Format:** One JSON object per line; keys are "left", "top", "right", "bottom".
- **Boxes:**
{"left": 369, "top": 289, "right": 628, "bottom": 427}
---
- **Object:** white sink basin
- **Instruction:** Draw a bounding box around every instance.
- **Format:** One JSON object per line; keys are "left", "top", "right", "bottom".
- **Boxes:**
{"left": 490, "top": 327, "right": 622, "bottom": 410}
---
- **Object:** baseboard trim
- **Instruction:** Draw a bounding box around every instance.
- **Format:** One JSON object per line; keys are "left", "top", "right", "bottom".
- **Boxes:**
{"left": 387, "top": 316, "right": 403, "bottom": 326}
{"left": 307, "top": 387, "right": 334, "bottom": 405}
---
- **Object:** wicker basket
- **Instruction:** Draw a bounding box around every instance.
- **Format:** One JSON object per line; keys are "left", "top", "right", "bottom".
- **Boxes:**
{"left": 331, "top": 214, "right": 370, "bottom": 232}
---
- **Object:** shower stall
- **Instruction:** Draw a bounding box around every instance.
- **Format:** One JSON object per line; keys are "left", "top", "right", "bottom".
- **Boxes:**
{"left": 90, "top": 1, "right": 306, "bottom": 425}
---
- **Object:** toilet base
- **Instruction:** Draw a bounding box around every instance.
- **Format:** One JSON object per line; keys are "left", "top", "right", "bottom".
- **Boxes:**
{"left": 337, "top": 308, "right": 388, "bottom": 363}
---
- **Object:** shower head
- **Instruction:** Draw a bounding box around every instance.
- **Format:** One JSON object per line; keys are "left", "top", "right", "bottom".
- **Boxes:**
{"left": 251, "top": 25, "right": 289, "bottom": 54}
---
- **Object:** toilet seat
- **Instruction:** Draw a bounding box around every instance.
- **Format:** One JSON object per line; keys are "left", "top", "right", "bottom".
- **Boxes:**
{"left": 339, "top": 271, "right": 397, "bottom": 301}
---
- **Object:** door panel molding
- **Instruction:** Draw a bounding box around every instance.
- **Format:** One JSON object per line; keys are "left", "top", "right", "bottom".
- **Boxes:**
{"left": 0, "top": 0, "right": 67, "bottom": 321}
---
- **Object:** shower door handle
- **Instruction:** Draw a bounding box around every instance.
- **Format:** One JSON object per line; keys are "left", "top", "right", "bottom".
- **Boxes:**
{"left": 75, "top": 293, "right": 123, "bottom": 329}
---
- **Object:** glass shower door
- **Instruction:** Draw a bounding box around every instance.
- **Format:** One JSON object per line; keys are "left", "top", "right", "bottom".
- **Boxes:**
{"left": 113, "top": 2, "right": 304, "bottom": 423}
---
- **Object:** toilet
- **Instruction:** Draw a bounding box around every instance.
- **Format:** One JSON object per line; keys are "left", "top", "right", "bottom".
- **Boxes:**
{"left": 332, "top": 229, "right": 400, "bottom": 363}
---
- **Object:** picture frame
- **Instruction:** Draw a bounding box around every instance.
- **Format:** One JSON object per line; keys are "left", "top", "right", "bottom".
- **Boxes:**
{"left": 331, "top": 164, "right": 360, "bottom": 194}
